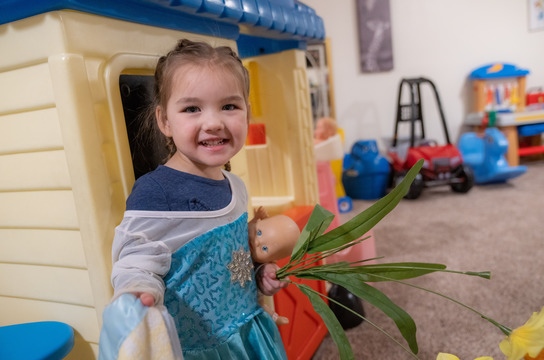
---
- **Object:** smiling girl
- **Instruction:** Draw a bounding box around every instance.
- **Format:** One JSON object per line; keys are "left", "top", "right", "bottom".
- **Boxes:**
{"left": 110, "top": 39, "right": 288, "bottom": 359}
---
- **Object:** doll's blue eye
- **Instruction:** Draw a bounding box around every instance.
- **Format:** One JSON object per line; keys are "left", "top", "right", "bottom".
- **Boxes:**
{"left": 262, "top": 245, "right": 268, "bottom": 252}
{"left": 257, "top": 230, "right": 262, "bottom": 236}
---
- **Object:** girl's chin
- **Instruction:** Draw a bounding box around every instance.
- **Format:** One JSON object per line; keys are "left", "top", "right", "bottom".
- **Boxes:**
{"left": 198, "top": 159, "right": 233, "bottom": 171}
{"left": 199, "top": 150, "right": 238, "bottom": 165}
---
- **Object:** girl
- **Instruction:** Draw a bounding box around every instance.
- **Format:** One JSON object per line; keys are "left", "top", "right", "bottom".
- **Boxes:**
{"left": 111, "top": 39, "right": 288, "bottom": 359}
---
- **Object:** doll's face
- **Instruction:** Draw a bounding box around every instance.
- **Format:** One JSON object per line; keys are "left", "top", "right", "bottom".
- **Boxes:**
{"left": 314, "top": 117, "right": 337, "bottom": 143}
{"left": 249, "top": 215, "right": 301, "bottom": 263}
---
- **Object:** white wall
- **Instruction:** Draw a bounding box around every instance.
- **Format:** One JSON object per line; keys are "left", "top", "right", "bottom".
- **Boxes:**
{"left": 303, "top": 0, "right": 544, "bottom": 152}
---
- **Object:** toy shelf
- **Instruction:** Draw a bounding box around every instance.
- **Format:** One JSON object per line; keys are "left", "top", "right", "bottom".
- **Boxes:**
{"left": 465, "top": 110, "right": 544, "bottom": 127}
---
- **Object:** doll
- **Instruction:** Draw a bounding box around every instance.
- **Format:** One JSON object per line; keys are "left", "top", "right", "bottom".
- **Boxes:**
{"left": 314, "top": 117, "right": 338, "bottom": 144}
{"left": 248, "top": 207, "right": 301, "bottom": 325}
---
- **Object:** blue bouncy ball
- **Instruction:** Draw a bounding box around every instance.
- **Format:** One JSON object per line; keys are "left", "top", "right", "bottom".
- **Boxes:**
{"left": 342, "top": 140, "right": 390, "bottom": 200}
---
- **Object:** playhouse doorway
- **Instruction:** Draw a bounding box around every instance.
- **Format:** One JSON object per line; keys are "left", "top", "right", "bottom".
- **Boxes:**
{"left": 119, "top": 74, "right": 168, "bottom": 180}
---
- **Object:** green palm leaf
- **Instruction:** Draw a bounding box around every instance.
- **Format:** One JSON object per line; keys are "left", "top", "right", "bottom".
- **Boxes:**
{"left": 294, "top": 262, "right": 447, "bottom": 282}
{"left": 274, "top": 160, "right": 500, "bottom": 359}
{"left": 307, "top": 159, "right": 423, "bottom": 254}
{"left": 296, "top": 283, "right": 355, "bottom": 360}
{"left": 276, "top": 160, "right": 425, "bottom": 357}
{"left": 310, "top": 272, "right": 419, "bottom": 354}
{"left": 290, "top": 205, "right": 335, "bottom": 262}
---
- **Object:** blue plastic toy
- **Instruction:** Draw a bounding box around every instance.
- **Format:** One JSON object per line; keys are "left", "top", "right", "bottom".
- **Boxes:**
{"left": 458, "top": 127, "right": 527, "bottom": 184}
{"left": 0, "top": 321, "right": 74, "bottom": 360}
{"left": 342, "top": 140, "right": 390, "bottom": 200}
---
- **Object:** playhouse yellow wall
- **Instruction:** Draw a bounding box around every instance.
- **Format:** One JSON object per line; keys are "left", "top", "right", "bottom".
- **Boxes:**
{"left": 244, "top": 51, "right": 318, "bottom": 215}
{"left": 0, "top": 9, "right": 319, "bottom": 359}
{"left": 0, "top": 11, "right": 241, "bottom": 359}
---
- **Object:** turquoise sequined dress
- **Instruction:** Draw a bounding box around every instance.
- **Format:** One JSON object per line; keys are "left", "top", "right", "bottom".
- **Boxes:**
{"left": 164, "top": 213, "right": 286, "bottom": 359}
{"left": 111, "top": 168, "right": 287, "bottom": 359}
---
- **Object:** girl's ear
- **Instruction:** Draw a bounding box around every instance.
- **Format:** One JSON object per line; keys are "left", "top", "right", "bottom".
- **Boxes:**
{"left": 156, "top": 105, "right": 172, "bottom": 137}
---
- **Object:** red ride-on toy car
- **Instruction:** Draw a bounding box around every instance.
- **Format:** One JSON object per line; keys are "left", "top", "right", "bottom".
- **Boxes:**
{"left": 388, "top": 77, "right": 474, "bottom": 199}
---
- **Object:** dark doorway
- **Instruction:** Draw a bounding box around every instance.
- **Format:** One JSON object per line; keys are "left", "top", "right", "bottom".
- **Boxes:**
{"left": 119, "top": 75, "right": 168, "bottom": 180}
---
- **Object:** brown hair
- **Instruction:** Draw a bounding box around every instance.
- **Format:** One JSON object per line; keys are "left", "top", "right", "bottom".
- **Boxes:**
{"left": 140, "top": 39, "right": 250, "bottom": 162}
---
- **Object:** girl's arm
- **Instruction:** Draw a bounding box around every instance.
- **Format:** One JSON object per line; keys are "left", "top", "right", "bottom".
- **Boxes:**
{"left": 111, "top": 226, "right": 171, "bottom": 306}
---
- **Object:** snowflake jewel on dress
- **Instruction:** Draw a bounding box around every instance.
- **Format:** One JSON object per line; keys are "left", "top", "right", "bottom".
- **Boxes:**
{"left": 227, "top": 248, "right": 254, "bottom": 287}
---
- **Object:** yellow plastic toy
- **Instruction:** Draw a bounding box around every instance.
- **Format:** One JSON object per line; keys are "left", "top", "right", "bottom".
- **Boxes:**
{"left": 0, "top": 2, "right": 325, "bottom": 358}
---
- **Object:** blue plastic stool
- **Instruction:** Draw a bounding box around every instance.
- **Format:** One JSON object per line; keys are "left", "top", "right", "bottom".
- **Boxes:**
{"left": 0, "top": 321, "right": 74, "bottom": 360}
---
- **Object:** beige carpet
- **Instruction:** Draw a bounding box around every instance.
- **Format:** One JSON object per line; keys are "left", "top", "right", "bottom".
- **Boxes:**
{"left": 312, "top": 160, "right": 544, "bottom": 360}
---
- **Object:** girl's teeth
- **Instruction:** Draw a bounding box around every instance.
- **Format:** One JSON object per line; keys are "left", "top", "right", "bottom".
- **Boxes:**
{"left": 201, "top": 139, "right": 224, "bottom": 146}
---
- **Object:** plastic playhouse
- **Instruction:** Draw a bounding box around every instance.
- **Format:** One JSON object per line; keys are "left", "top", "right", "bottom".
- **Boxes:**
{"left": 0, "top": 1, "right": 329, "bottom": 359}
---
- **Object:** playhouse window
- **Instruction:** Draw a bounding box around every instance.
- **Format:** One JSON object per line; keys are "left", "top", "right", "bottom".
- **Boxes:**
{"left": 119, "top": 75, "right": 168, "bottom": 179}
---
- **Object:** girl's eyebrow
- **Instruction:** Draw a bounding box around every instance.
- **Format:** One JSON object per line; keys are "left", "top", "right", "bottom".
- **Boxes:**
{"left": 175, "top": 97, "right": 199, "bottom": 105}
{"left": 175, "top": 95, "right": 244, "bottom": 105}
{"left": 223, "top": 95, "right": 244, "bottom": 102}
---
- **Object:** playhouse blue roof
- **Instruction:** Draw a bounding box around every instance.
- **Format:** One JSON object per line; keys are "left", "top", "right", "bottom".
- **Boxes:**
{"left": 0, "top": 0, "right": 325, "bottom": 49}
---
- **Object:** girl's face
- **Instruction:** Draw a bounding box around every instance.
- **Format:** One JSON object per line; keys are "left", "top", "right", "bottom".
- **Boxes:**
{"left": 157, "top": 63, "right": 249, "bottom": 180}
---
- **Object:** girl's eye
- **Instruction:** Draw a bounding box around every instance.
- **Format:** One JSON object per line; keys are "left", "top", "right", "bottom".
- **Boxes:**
{"left": 183, "top": 106, "right": 200, "bottom": 113}
{"left": 223, "top": 104, "right": 237, "bottom": 111}
{"left": 257, "top": 230, "right": 262, "bottom": 236}
{"left": 262, "top": 245, "right": 268, "bottom": 252}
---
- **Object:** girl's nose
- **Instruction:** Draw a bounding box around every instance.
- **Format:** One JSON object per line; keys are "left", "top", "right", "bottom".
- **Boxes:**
{"left": 201, "top": 111, "right": 224, "bottom": 131}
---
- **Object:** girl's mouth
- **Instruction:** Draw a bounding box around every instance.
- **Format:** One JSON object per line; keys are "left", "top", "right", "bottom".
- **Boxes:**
{"left": 200, "top": 139, "right": 227, "bottom": 147}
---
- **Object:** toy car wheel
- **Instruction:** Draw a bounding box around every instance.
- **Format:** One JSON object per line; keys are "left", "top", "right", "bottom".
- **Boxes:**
{"left": 451, "top": 165, "right": 474, "bottom": 193}
{"left": 395, "top": 173, "right": 424, "bottom": 199}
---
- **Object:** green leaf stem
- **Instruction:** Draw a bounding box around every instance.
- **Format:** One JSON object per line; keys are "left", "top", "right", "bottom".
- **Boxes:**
{"left": 289, "top": 262, "right": 447, "bottom": 282}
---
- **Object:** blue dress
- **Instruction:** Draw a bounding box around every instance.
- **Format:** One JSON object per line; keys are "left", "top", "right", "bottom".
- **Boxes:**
{"left": 111, "top": 166, "right": 287, "bottom": 359}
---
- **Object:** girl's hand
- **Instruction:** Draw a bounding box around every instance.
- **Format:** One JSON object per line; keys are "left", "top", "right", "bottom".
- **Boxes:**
{"left": 133, "top": 292, "right": 155, "bottom": 307}
{"left": 257, "top": 263, "right": 289, "bottom": 296}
